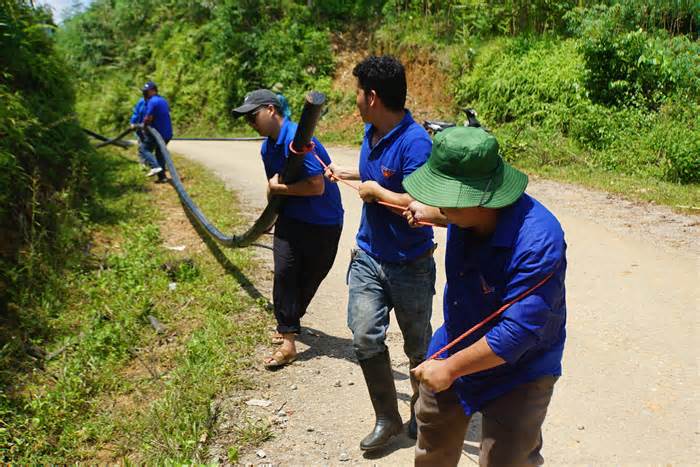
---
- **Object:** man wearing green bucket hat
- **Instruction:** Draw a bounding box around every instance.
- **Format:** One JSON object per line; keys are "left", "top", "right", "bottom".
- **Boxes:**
{"left": 403, "top": 126, "right": 567, "bottom": 466}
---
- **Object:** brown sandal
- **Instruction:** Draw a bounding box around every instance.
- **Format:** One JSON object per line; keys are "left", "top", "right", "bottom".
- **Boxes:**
{"left": 270, "top": 332, "right": 284, "bottom": 345}
{"left": 263, "top": 348, "right": 297, "bottom": 369}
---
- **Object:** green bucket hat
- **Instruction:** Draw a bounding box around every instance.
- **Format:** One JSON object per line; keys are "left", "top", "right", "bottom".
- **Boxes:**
{"left": 403, "top": 126, "right": 528, "bottom": 208}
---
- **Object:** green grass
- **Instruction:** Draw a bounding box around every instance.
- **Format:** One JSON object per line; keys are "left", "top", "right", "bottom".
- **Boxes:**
{"left": 0, "top": 147, "right": 274, "bottom": 462}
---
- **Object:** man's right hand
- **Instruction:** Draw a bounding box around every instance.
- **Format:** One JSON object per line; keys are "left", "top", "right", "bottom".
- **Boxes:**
{"left": 324, "top": 163, "right": 339, "bottom": 183}
{"left": 404, "top": 200, "right": 432, "bottom": 227}
{"left": 324, "top": 163, "right": 361, "bottom": 182}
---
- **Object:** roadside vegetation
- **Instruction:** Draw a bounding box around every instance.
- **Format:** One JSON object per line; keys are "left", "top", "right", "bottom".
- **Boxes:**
{"left": 0, "top": 0, "right": 697, "bottom": 462}
{"left": 57, "top": 0, "right": 698, "bottom": 207}
{"left": 1, "top": 5, "right": 274, "bottom": 455}
{"left": 1, "top": 146, "right": 274, "bottom": 461}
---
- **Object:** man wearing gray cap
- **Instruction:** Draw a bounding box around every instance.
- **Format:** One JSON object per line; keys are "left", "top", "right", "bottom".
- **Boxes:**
{"left": 232, "top": 89, "right": 344, "bottom": 369}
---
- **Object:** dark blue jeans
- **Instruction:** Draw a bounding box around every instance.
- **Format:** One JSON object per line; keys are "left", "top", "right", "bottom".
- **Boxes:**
{"left": 136, "top": 132, "right": 160, "bottom": 169}
{"left": 143, "top": 134, "right": 169, "bottom": 180}
{"left": 347, "top": 248, "right": 435, "bottom": 362}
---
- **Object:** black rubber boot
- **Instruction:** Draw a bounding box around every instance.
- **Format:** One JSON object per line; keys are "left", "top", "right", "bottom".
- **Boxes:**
{"left": 358, "top": 350, "right": 403, "bottom": 451}
{"left": 407, "top": 359, "right": 421, "bottom": 439}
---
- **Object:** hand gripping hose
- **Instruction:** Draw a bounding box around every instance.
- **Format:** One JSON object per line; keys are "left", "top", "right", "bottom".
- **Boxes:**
{"left": 145, "top": 91, "right": 326, "bottom": 248}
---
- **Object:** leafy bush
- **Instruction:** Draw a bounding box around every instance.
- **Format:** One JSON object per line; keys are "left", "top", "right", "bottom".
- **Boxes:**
{"left": 642, "top": 99, "right": 700, "bottom": 183}
{"left": 0, "top": 0, "right": 94, "bottom": 313}
{"left": 216, "top": 3, "right": 335, "bottom": 115}
{"left": 381, "top": 0, "right": 580, "bottom": 39}
{"left": 570, "top": 3, "right": 700, "bottom": 109}
{"left": 455, "top": 38, "right": 586, "bottom": 125}
{"left": 453, "top": 32, "right": 699, "bottom": 183}
{"left": 58, "top": 0, "right": 336, "bottom": 134}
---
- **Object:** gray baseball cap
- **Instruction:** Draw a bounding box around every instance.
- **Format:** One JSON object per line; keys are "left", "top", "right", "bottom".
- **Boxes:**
{"left": 232, "top": 89, "right": 281, "bottom": 116}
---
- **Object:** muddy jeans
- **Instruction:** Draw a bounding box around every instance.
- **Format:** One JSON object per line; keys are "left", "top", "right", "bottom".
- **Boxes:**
{"left": 415, "top": 376, "right": 558, "bottom": 467}
{"left": 347, "top": 247, "right": 435, "bottom": 362}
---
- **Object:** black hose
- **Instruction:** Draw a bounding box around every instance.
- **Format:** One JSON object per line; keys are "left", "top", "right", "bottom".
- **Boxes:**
{"left": 83, "top": 128, "right": 132, "bottom": 148}
{"left": 291, "top": 91, "right": 325, "bottom": 153}
{"left": 171, "top": 137, "right": 265, "bottom": 142}
{"left": 145, "top": 91, "right": 326, "bottom": 248}
{"left": 95, "top": 127, "right": 134, "bottom": 148}
{"left": 84, "top": 131, "right": 264, "bottom": 148}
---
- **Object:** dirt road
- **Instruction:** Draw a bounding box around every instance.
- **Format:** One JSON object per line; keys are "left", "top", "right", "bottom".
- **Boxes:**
{"left": 170, "top": 140, "right": 699, "bottom": 465}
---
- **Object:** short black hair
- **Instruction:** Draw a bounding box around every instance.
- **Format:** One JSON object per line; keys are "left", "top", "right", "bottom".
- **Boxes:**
{"left": 352, "top": 55, "right": 407, "bottom": 111}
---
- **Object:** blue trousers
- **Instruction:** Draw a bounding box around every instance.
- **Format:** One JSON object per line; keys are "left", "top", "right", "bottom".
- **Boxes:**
{"left": 135, "top": 132, "right": 160, "bottom": 169}
{"left": 347, "top": 247, "right": 435, "bottom": 362}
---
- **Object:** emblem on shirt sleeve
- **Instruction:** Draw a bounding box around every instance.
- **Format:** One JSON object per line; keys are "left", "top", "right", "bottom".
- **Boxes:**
{"left": 381, "top": 165, "right": 395, "bottom": 179}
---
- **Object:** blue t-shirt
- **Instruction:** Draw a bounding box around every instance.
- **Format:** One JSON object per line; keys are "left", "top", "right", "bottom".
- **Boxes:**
{"left": 261, "top": 118, "right": 344, "bottom": 226}
{"left": 428, "top": 194, "right": 567, "bottom": 415}
{"left": 130, "top": 97, "right": 147, "bottom": 124}
{"left": 356, "top": 110, "right": 434, "bottom": 263}
{"left": 144, "top": 95, "right": 173, "bottom": 141}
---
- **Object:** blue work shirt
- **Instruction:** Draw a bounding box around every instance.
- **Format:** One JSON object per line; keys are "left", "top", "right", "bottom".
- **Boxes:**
{"left": 130, "top": 97, "right": 147, "bottom": 124}
{"left": 357, "top": 110, "right": 433, "bottom": 263}
{"left": 144, "top": 95, "right": 173, "bottom": 141}
{"left": 261, "top": 118, "right": 344, "bottom": 226}
{"left": 427, "top": 194, "right": 567, "bottom": 415}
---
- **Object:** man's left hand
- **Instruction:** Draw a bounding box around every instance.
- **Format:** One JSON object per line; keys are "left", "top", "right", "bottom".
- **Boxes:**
{"left": 267, "top": 174, "right": 281, "bottom": 200}
{"left": 411, "top": 359, "right": 455, "bottom": 393}
{"left": 358, "top": 180, "right": 381, "bottom": 203}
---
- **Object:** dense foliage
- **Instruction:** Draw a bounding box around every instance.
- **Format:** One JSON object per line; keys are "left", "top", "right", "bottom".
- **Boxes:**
{"left": 58, "top": 0, "right": 698, "bottom": 183}
{"left": 57, "top": 0, "right": 371, "bottom": 134}
{"left": 376, "top": 0, "right": 699, "bottom": 183}
{"left": 453, "top": 2, "right": 699, "bottom": 183}
{"left": 0, "top": 0, "right": 94, "bottom": 316}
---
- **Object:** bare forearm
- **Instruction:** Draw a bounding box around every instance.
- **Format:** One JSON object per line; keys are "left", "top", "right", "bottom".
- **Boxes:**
{"left": 271, "top": 177, "right": 324, "bottom": 197}
{"left": 412, "top": 336, "right": 507, "bottom": 393}
{"left": 333, "top": 164, "right": 360, "bottom": 181}
{"left": 416, "top": 205, "right": 448, "bottom": 225}
{"left": 373, "top": 186, "right": 414, "bottom": 211}
{"left": 444, "top": 337, "right": 506, "bottom": 380}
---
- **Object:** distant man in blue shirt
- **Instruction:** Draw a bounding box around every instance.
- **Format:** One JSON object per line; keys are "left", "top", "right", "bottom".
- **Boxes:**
{"left": 141, "top": 81, "right": 172, "bottom": 183}
{"left": 325, "top": 56, "right": 437, "bottom": 450}
{"left": 232, "top": 89, "right": 344, "bottom": 370}
{"left": 129, "top": 90, "right": 163, "bottom": 177}
{"left": 402, "top": 126, "right": 567, "bottom": 467}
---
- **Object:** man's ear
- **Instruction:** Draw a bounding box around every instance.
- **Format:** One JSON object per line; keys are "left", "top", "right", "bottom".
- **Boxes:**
{"left": 368, "top": 90, "right": 378, "bottom": 108}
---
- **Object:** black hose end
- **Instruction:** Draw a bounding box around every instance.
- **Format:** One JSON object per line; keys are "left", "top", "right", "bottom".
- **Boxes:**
{"left": 306, "top": 91, "right": 326, "bottom": 106}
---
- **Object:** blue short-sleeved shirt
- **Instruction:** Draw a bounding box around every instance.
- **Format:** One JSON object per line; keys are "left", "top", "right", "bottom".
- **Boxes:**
{"left": 356, "top": 111, "right": 434, "bottom": 263}
{"left": 261, "top": 118, "right": 343, "bottom": 226}
{"left": 427, "top": 194, "right": 567, "bottom": 415}
{"left": 144, "top": 95, "right": 173, "bottom": 141}
{"left": 130, "top": 97, "right": 147, "bottom": 124}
